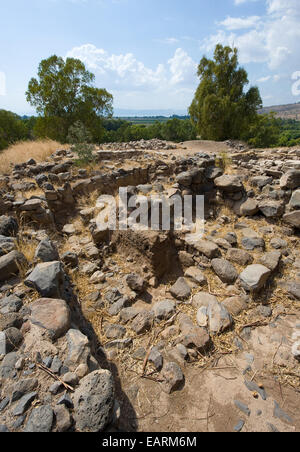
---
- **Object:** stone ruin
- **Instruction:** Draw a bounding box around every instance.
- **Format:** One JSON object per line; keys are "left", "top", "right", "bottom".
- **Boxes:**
{"left": 0, "top": 138, "right": 300, "bottom": 432}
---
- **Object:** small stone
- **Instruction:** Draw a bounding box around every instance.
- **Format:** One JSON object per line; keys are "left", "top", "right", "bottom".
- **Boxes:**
{"left": 131, "top": 311, "right": 153, "bottom": 335}
{"left": 54, "top": 405, "right": 72, "bottom": 432}
{"left": 148, "top": 347, "right": 163, "bottom": 371}
{"left": 169, "top": 277, "right": 191, "bottom": 301}
{"left": 234, "top": 400, "right": 251, "bottom": 417}
{"left": 152, "top": 300, "right": 176, "bottom": 321}
{"left": 24, "top": 405, "right": 54, "bottom": 432}
{"left": 161, "top": 362, "right": 184, "bottom": 394}
{"left": 211, "top": 258, "right": 238, "bottom": 284}
{"left": 12, "top": 391, "right": 37, "bottom": 416}
{"left": 126, "top": 273, "right": 145, "bottom": 293}
{"left": 234, "top": 420, "right": 245, "bottom": 432}
{"left": 57, "top": 392, "right": 74, "bottom": 409}
{"left": 239, "top": 265, "right": 271, "bottom": 291}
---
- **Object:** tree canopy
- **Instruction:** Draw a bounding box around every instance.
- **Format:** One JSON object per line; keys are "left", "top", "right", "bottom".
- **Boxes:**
{"left": 189, "top": 44, "right": 262, "bottom": 141}
{"left": 26, "top": 55, "right": 113, "bottom": 142}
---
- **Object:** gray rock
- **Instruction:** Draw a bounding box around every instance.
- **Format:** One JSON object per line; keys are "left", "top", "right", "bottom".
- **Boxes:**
{"left": 0, "top": 425, "right": 10, "bottom": 432}
{"left": 0, "top": 216, "right": 18, "bottom": 237}
{"left": 35, "top": 238, "right": 59, "bottom": 262}
{"left": 0, "top": 352, "right": 19, "bottom": 378}
{"left": 234, "top": 420, "right": 245, "bottom": 432}
{"left": 273, "top": 401, "right": 293, "bottom": 424}
{"left": 169, "top": 277, "right": 191, "bottom": 301}
{"left": 148, "top": 347, "right": 163, "bottom": 370}
{"left": 11, "top": 378, "right": 38, "bottom": 402}
{"left": 152, "top": 300, "right": 176, "bottom": 321}
{"left": 104, "top": 324, "right": 126, "bottom": 340}
{"left": 161, "top": 362, "right": 184, "bottom": 393}
{"left": 65, "top": 329, "right": 90, "bottom": 371}
{"left": 240, "top": 199, "right": 259, "bottom": 216}
{"left": 24, "top": 405, "right": 54, "bottom": 432}
{"left": 211, "top": 259, "right": 238, "bottom": 284}
{"left": 73, "top": 370, "right": 114, "bottom": 432}
{"left": 240, "top": 265, "right": 271, "bottom": 291}
{"left": 131, "top": 311, "right": 154, "bottom": 334}
{"left": 241, "top": 237, "right": 265, "bottom": 251}
{"left": 289, "top": 189, "right": 300, "bottom": 209}
{"left": 234, "top": 400, "right": 251, "bottom": 417}
{"left": 214, "top": 175, "right": 244, "bottom": 192}
{"left": 184, "top": 267, "right": 207, "bottom": 286}
{"left": 12, "top": 391, "right": 37, "bottom": 416}
{"left": 0, "top": 251, "right": 27, "bottom": 282}
{"left": 119, "top": 307, "right": 140, "bottom": 323}
{"left": 54, "top": 405, "right": 72, "bottom": 432}
{"left": 24, "top": 261, "right": 64, "bottom": 298}
{"left": 57, "top": 392, "right": 73, "bottom": 409}
{"left": 0, "top": 397, "right": 9, "bottom": 412}
{"left": 193, "top": 239, "right": 221, "bottom": 259}
{"left": 259, "top": 251, "right": 281, "bottom": 272}
{"left": 108, "top": 297, "right": 130, "bottom": 316}
{"left": 258, "top": 201, "right": 284, "bottom": 219}
{"left": 280, "top": 170, "right": 300, "bottom": 190}
{"left": 0, "top": 235, "right": 15, "bottom": 257}
{"left": 62, "top": 251, "right": 79, "bottom": 268}
{"left": 3, "top": 328, "right": 23, "bottom": 352}
{"left": 283, "top": 210, "right": 300, "bottom": 228}
{"left": 270, "top": 238, "right": 287, "bottom": 249}
{"left": 244, "top": 380, "right": 267, "bottom": 400}
{"left": 125, "top": 273, "right": 145, "bottom": 293}
{"left": 50, "top": 356, "right": 62, "bottom": 374}
{"left": 0, "top": 295, "right": 23, "bottom": 314}
{"left": 226, "top": 248, "right": 253, "bottom": 266}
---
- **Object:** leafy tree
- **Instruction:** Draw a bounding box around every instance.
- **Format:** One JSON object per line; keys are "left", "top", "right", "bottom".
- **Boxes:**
{"left": 0, "top": 110, "right": 29, "bottom": 150}
{"left": 67, "top": 121, "right": 95, "bottom": 165}
{"left": 245, "top": 113, "right": 281, "bottom": 148}
{"left": 26, "top": 55, "right": 113, "bottom": 141}
{"left": 189, "top": 44, "right": 262, "bottom": 141}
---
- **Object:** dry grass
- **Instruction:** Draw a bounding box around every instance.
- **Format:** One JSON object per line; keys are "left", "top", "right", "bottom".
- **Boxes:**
{"left": 0, "top": 139, "right": 61, "bottom": 174}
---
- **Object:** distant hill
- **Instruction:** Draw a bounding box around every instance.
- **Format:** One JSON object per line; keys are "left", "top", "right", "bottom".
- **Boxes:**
{"left": 259, "top": 102, "right": 300, "bottom": 120}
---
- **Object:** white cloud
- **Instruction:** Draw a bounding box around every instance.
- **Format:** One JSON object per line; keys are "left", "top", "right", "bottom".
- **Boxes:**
{"left": 220, "top": 15, "right": 261, "bottom": 30}
{"left": 66, "top": 44, "right": 198, "bottom": 109}
{"left": 204, "top": 0, "right": 300, "bottom": 71}
{"left": 257, "top": 75, "right": 271, "bottom": 82}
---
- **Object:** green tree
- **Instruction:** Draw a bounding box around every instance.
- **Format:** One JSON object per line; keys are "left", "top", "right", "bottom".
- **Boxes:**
{"left": 26, "top": 55, "right": 113, "bottom": 142}
{"left": 189, "top": 44, "right": 262, "bottom": 141}
{"left": 67, "top": 121, "right": 95, "bottom": 165}
{"left": 0, "top": 110, "right": 29, "bottom": 150}
{"left": 245, "top": 113, "right": 281, "bottom": 148}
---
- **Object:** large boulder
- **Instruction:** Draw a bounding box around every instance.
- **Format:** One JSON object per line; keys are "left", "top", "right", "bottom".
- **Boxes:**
{"left": 0, "top": 251, "right": 27, "bottom": 282}
{"left": 239, "top": 265, "right": 271, "bottom": 291}
{"left": 258, "top": 201, "right": 284, "bottom": 219}
{"left": 214, "top": 175, "right": 244, "bottom": 193}
{"left": 280, "top": 170, "right": 300, "bottom": 190}
{"left": 73, "top": 370, "right": 114, "bottom": 432}
{"left": 29, "top": 298, "right": 70, "bottom": 340}
{"left": 24, "top": 261, "right": 64, "bottom": 298}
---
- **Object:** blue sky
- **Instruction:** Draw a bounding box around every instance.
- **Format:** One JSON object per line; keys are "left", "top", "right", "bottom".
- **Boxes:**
{"left": 0, "top": 0, "right": 300, "bottom": 115}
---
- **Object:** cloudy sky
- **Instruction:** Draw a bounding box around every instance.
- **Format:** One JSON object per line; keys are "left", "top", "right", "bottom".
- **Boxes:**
{"left": 0, "top": 0, "right": 300, "bottom": 115}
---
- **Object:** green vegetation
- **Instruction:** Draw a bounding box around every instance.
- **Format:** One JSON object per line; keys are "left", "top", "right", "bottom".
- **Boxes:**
{"left": 1, "top": 49, "right": 300, "bottom": 152}
{"left": 189, "top": 44, "right": 262, "bottom": 141}
{"left": 26, "top": 55, "right": 113, "bottom": 143}
{"left": 0, "top": 110, "right": 34, "bottom": 150}
{"left": 67, "top": 121, "right": 95, "bottom": 166}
